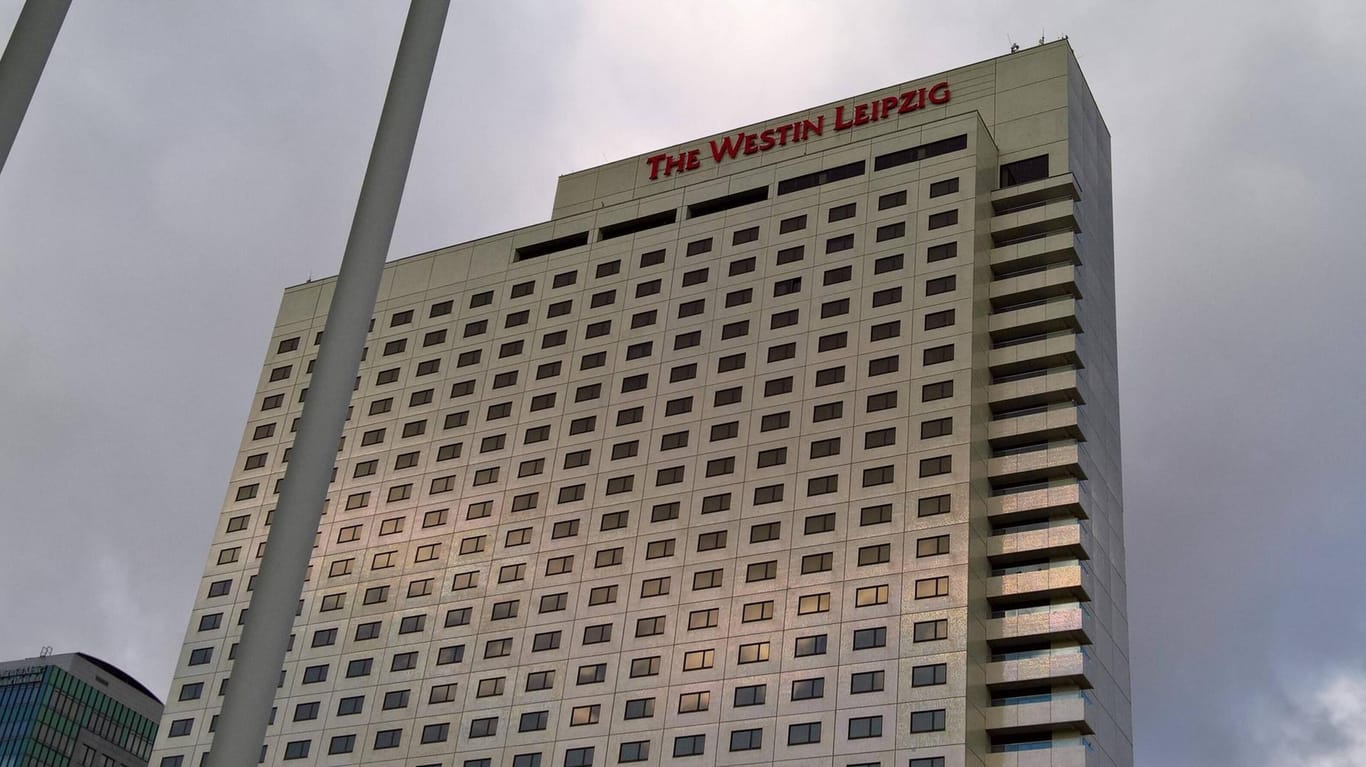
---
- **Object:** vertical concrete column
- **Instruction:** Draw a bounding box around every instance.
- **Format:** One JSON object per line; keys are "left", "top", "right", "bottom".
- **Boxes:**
{"left": 0, "top": 0, "right": 72, "bottom": 174}
{"left": 206, "top": 3, "right": 449, "bottom": 765}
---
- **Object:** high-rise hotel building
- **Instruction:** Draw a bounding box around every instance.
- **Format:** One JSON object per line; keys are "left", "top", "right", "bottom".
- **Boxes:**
{"left": 153, "top": 40, "right": 1131, "bottom": 767}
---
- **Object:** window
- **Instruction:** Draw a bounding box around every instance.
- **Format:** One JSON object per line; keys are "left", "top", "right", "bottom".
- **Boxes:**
{"left": 878, "top": 189, "right": 906, "bottom": 209}
{"left": 828, "top": 202, "right": 856, "bottom": 222}
{"left": 776, "top": 244, "right": 804, "bottom": 264}
{"left": 678, "top": 691, "right": 710, "bottom": 713}
{"left": 851, "top": 670, "right": 885, "bottom": 694}
{"left": 848, "top": 715, "right": 882, "bottom": 740}
{"left": 856, "top": 584, "right": 890, "bottom": 607}
{"left": 532, "top": 631, "right": 562, "bottom": 651}
{"left": 382, "top": 690, "right": 410, "bottom": 710}
{"left": 746, "top": 561, "right": 777, "bottom": 582}
{"left": 565, "top": 747, "right": 595, "bottom": 767}
{"left": 801, "top": 552, "right": 833, "bottom": 574}
{"left": 797, "top": 592, "right": 831, "bottom": 614}
{"left": 865, "top": 427, "right": 897, "bottom": 449}
{"left": 742, "top": 600, "right": 774, "bottom": 622}
{"left": 570, "top": 705, "right": 601, "bottom": 726}
{"left": 283, "top": 741, "right": 311, "bottom": 760}
{"left": 619, "top": 741, "right": 649, "bottom": 763}
{"left": 825, "top": 233, "right": 854, "bottom": 253}
{"left": 641, "top": 577, "right": 670, "bottom": 598}
{"left": 688, "top": 608, "right": 718, "bottom": 630}
{"left": 302, "top": 665, "right": 328, "bottom": 684}
{"left": 858, "top": 544, "right": 891, "bottom": 566}
{"left": 437, "top": 644, "right": 465, "bottom": 664}
{"left": 919, "top": 494, "right": 952, "bottom": 517}
{"left": 804, "top": 513, "right": 835, "bottom": 534}
{"left": 640, "top": 249, "right": 666, "bottom": 267}
{"left": 910, "top": 709, "right": 947, "bottom": 733}
{"left": 682, "top": 649, "right": 714, "bottom": 670}
{"left": 693, "top": 569, "right": 723, "bottom": 590}
{"left": 734, "top": 684, "right": 766, "bottom": 706}
{"left": 737, "top": 641, "right": 770, "bottom": 664}
{"left": 469, "top": 717, "right": 497, "bottom": 738}
{"left": 925, "top": 308, "right": 955, "bottom": 329}
{"left": 624, "top": 698, "right": 655, "bottom": 719}
{"left": 779, "top": 214, "right": 806, "bottom": 233}
{"left": 807, "top": 475, "right": 838, "bottom": 496}
{"left": 852, "top": 627, "right": 886, "bottom": 649}
{"left": 630, "top": 656, "right": 662, "bottom": 677}
{"left": 336, "top": 695, "right": 364, "bottom": 716}
{"left": 924, "top": 344, "right": 955, "bottom": 365}
{"left": 876, "top": 221, "right": 905, "bottom": 241}
{"left": 730, "top": 728, "right": 762, "bottom": 752}
{"left": 812, "top": 401, "right": 843, "bottom": 422}
{"left": 930, "top": 176, "right": 960, "bottom": 197}
{"left": 926, "top": 275, "right": 957, "bottom": 295}
{"left": 697, "top": 530, "right": 727, "bottom": 551}
{"left": 870, "top": 320, "right": 900, "bottom": 341}
{"left": 915, "top": 576, "right": 950, "bottom": 599}
{"left": 928, "top": 209, "right": 958, "bottom": 229}
{"left": 1001, "top": 155, "right": 1049, "bottom": 187}
{"left": 391, "top": 651, "right": 418, "bottom": 670}
{"left": 788, "top": 721, "right": 822, "bottom": 745}
{"left": 912, "top": 663, "right": 948, "bottom": 686}
{"left": 577, "top": 664, "right": 607, "bottom": 685}
{"left": 920, "top": 455, "right": 953, "bottom": 477}
{"left": 673, "top": 735, "right": 705, "bottom": 758}
{"left": 911, "top": 760, "right": 947, "bottom": 767}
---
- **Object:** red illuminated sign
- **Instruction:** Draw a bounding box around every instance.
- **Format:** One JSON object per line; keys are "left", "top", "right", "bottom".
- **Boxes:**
{"left": 646, "top": 81, "right": 950, "bottom": 181}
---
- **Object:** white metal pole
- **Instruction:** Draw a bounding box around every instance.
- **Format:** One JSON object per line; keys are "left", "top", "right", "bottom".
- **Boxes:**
{"left": 0, "top": 0, "right": 72, "bottom": 174}
{"left": 206, "top": 3, "right": 448, "bottom": 764}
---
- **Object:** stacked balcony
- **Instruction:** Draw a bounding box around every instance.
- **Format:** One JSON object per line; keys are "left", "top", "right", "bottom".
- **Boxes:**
{"left": 982, "top": 172, "right": 1101, "bottom": 762}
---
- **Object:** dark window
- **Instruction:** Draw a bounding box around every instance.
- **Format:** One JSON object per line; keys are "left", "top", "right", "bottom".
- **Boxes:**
{"left": 1001, "top": 155, "right": 1050, "bottom": 187}
{"left": 828, "top": 202, "right": 856, "bottom": 222}
{"left": 928, "top": 241, "right": 958, "bottom": 262}
{"left": 779, "top": 214, "right": 807, "bottom": 233}
{"left": 928, "top": 209, "right": 958, "bottom": 230}
{"left": 926, "top": 275, "right": 956, "bottom": 295}
{"left": 878, "top": 190, "right": 907, "bottom": 209}
{"left": 930, "top": 177, "right": 960, "bottom": 197}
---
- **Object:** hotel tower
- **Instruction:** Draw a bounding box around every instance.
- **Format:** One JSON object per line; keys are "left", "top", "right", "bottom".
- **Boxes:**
{"left": 152, "top": 40, "right": 1131, "bottom": 767}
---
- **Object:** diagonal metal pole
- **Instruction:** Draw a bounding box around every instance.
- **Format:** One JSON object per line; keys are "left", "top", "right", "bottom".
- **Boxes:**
{"left": 206, "top": 3, "right": 448, "bottom": 764}
{"left": 0, "top": 0, "right": 72, "bottom": 175}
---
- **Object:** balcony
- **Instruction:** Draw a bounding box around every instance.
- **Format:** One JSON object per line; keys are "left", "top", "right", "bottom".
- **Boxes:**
{"left": 991, "top": 199, "right": 1079, "bottom": 247}
{"left": 987, "top": 480, "right": 1090, "bottom": 526}
{"left": 990, "top": 370, "right": 1084, "bottom": 416}
{"left": 989, "top": 333, "right": 1080, "bottom": 380}
{"left": 990, "top": 265, "right": 1081, "bottom": 313}
{"left": 989, "top": 298, "right": 1079, "bottom": 345}
{"left": 986, "top": 604, "right": 1094, "bottom": 649}
{"left": 986, "top": 647, "right": 1093, "bottom": 691}
{"left": 986, "top": 737, "right": 1096, "bottom": 767}
{"left": 991, "top": 232, "right": 1078, "bottom": 279}
{"left": 987, "top": 562, "right": 1091, "bottom": 606}
{"left": 989, "top": 521, "right": 1088, "bottom": 565}
{"left": 989, "top": 442, "right": 1085, "bottom": 487}
{"left": 985, "top": 691, "right": 1096, "bottom": 736}
{"left": 990, "top": 173, "right": 1080, "bottom": 215}
{"left": 989, "top": 406, "right": 1083, "bottom": 451}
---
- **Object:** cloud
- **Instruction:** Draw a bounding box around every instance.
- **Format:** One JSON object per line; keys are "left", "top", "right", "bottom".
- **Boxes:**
{"left": 1255, "top": 666, "right": 1366, "bottom": 767}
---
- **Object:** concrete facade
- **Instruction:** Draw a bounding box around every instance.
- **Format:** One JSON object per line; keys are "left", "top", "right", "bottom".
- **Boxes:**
{"left": 151, "top": 40, "right": 1130, "bottom": 767}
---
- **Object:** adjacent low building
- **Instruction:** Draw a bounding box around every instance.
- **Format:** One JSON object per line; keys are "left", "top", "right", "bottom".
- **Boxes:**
{"left": 152, "top": 39, "right": 1131, "bottom": 767}
{"left": 0, "top": 652, "right": 162, "bottom": 766}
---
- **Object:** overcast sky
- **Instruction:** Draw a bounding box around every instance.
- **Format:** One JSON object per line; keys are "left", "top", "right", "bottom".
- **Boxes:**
{"left": 2, "top": 2, "right": 1365, "bottom": 764}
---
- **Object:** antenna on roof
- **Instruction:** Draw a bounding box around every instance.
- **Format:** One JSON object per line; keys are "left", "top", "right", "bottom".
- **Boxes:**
{"left": 39, "top": 646, "right": 52, "bottom": 658}
{"left": 1039, "top": 30, "right": 1046, "bottom": 45}
{"left": 1007, "top": 35, "right": 1019, "bottom": 53}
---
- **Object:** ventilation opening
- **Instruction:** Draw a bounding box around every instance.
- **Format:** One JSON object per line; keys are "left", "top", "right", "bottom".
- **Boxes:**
{"left": 776, "top": 160, "right": 865, "bottom": 195}
{"left": 514, "top": 231, "right": 590, "bottom": 261}
{"left": 599, "top": 209, "right": 678, "bottom": 240}
{"left": 873, "top": 134, "right": 968, "bottom": 172}
{"left": 687, "top": 186, "right": 769, "bottom": 218}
